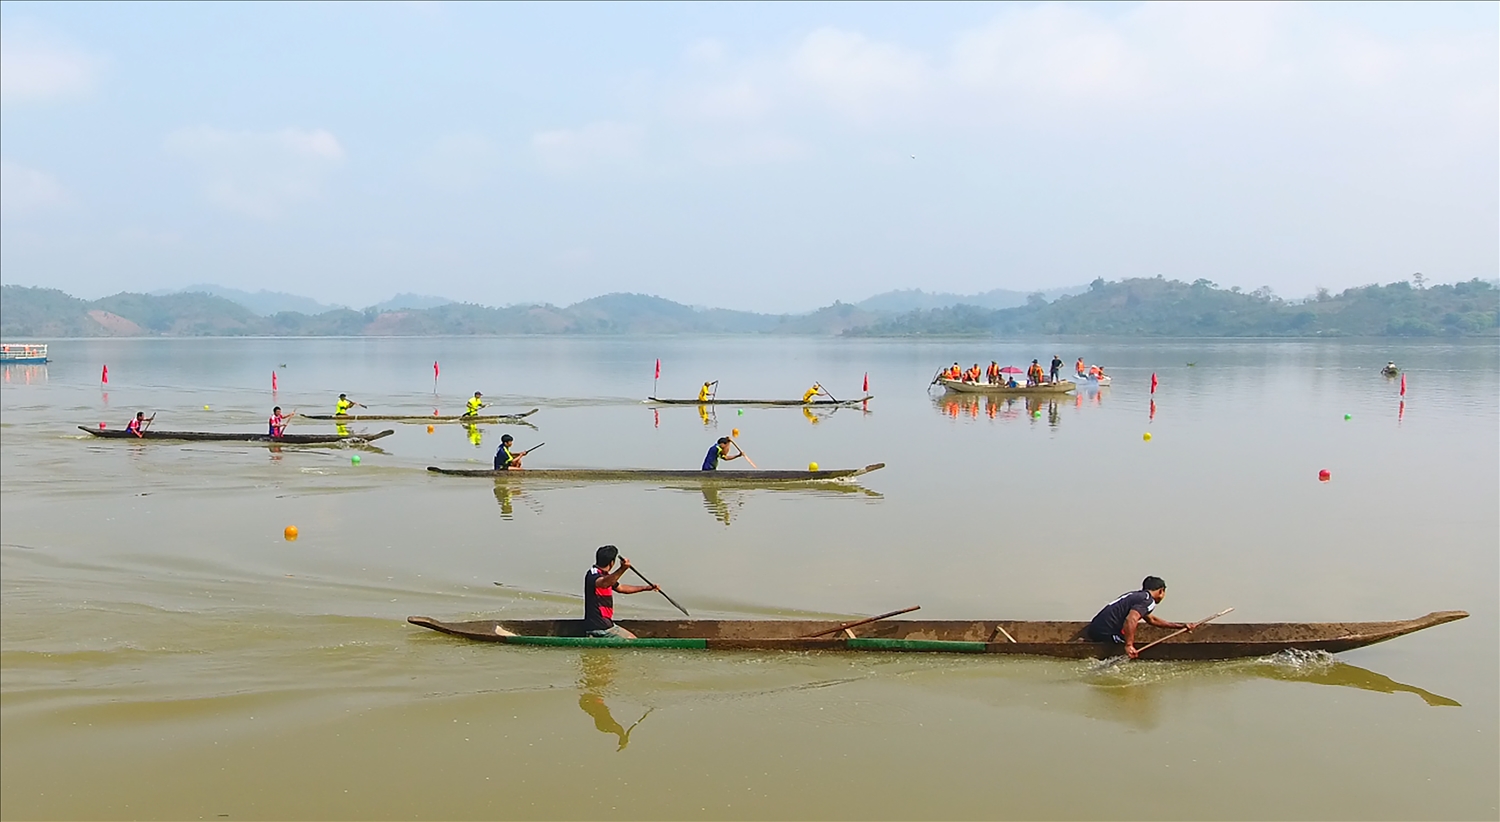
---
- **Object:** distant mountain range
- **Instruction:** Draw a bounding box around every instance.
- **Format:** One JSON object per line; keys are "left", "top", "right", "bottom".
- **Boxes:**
{"left": 4, "top": 278, "right": 1492, "bottom": 338}
{"left": 855, "top": 286, "right": 1085, "bottom": 313}
{"left": 149, "top": 284, "right": 453, "bottom": 316}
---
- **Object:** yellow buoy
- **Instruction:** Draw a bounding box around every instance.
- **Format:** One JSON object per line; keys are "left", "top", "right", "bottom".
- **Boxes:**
{"left": 808, "top": 462, "right": 819, "bottom": 471}
{"left": 1143, "top": 432, "right": 1152, "bottom": 441}
{"left": 731, "top": 428, "right": 740, "bottom": 437}
{"left": 284, "top": 525, "right": 299, "bottom": 541}
{"left": 427, "top": 425, "right": 435, "bottom": 433}
{"left": 203, "top": 405, "right": 211, "bottom": 411}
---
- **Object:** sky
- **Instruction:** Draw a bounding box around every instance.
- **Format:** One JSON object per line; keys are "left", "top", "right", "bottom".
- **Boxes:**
{"left": 1, "top": 1, "right": 1495, "bottom": 313}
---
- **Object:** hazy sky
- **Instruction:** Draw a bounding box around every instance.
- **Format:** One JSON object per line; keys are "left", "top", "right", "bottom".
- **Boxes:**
{"left": 2, "top": 1, "right": 1495, "bottom": 312}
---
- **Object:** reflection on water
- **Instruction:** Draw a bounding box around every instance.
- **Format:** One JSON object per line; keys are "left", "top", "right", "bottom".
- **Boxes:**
{"left": 700, "top": 486, "right": 739, "bottom": 526}
{"left": 678, "top": 483, "right": 882, "bottom": 526}
{"left": 1, "top": 365, "right": 49, "bottom": 385}
{"left": 492, "top": 483, "right": 542, "bottom": 519}
{"left": 576, "top": 651, "right": 652, "bottom": 751}
{"left": 932, "top": 394, "right": 1068, "bottom": 427}
{"left": 464, "top": 423, "right": 483, "bottom": 448}
{"left": 1076, "top": 651, "right": 1461, "bottom": 730}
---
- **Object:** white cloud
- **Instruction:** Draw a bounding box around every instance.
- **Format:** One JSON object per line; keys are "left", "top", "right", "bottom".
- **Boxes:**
{"left": 165, "top": 127, "right": 345, "bottom": 218}
{"left": 693, "top": 133, "right": 808, "bottom": 166}
{"left": 415, "top": 132, "right": 501, "bottom": 191}
{"left": 789, "top": 28, "right": 931, "bottom": 118}
{"left": 0, "top": 28, "right": 100, "bottom": 102}
{"left": 0, "top": 160, "right": 70, "bottom": 215}
{"left": 531, "top": 121, "right": 643, "bottom": 173}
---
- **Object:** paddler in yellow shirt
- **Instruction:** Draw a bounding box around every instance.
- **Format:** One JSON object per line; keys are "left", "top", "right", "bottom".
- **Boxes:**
{"left": 698, "top": 381, "right": 718, "bottom": 402}
{"left": 802, "top": 383, "right": 825, "bottom": 403}
{"left": 464, "top": 392, "right": 486, "bottom": 417}
{"left": 334, "top": 393, "right": 365, "bottom": 416}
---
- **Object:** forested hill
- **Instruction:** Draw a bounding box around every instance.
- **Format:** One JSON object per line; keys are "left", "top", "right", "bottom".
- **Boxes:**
{"left": 846, "top": 278, "right": 1499, "bottom": 338}
{"left": 2, "top": 278, "right": 1494, "bottom": 337}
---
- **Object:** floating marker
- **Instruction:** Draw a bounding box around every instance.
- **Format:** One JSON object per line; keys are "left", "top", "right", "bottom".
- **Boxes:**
{"left": 203, "top": 405, "right": 211, "bottom": 411}
{"left": 1032, "top": 410, "right": 1041, "bottom": 418}
{"left": 1143, "top": 432, "right": 1152, "bottom": 441}
{"left": 284, "top": 525, "right": 299, "bottom": 541}
{"left": 737, "top": 409, "right": 744, "bottom": 416}
{"left": 99, "top": 422, "right": 106, "bottom": 429}
{"left": 350, "top": 454, "right": 361, "bottom": 465}
{"left": 427, "top": 425, "right": 435, "bottom": 433}
{"left": 1344, "top": 413, "right": 1352, "bottom": 421}
{"left": 808, "top": 462, "right": 819, "bottom": 471}
{"left": 731, "top": 428, "right": 740, "bottom": 437}
{"left": 1318, "top": 469, "right": 1331, "bottom": 482}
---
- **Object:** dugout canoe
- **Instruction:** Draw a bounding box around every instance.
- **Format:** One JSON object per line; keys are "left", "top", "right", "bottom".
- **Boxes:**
{"left": 427, "top": 463, "right": 885, "bottom": 483}
{"left": 647, "top": 396, "right": 873, "bottom": 406}
{"left": 79, "top": 426, "right": 395, "bottom": 444}
{"left": 938, "top": 378, "right": 1075, "bottom": 395}
{"left": 299, "top": 408, "right": 538, "bottom": 423}
{"left": 408, "top": 610, "right": 1467, "bottom": 660}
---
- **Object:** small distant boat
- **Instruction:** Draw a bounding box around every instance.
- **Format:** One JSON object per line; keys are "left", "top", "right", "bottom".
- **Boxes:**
{"left": 648, "top": 396, "right": 873, "bottom": 407}
{"left": 407, "top": 610, "right": 1467, "bottom": 659}
{"left": 79, "top": 426, "right": 394, "bottom": 444}
{"left": 0, "top": 343, "right": 49, "bottom": 365}
{"left": 938, "top": 378, "right": 1074, "bottom": 395}
{"left": 299, "top": 408, "right": 538, "bottom": 423}
{"left": 1076, "top": 373, "right": 1112, "bottom": 387}
{"left": 426, "top": 463, "right": 885, "bottom": 483}
{"left": 1381, "top": 365, "right": 1400, "bottom": 377}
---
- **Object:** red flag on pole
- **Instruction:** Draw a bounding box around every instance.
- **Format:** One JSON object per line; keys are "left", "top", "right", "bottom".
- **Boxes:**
{"left": 863, "top": 372, "right": 869, "bottom": 392}
{"left": 1399, "top": 374, "right": 1406, "bottom": 397}
{"left": 434, "top": 361, "right": 440, "bottom": 379}
{"left": 1150, "top": 372, "right": 1158, "bottom": 394}
{"left": 101, "top": 365, "right": 108, "bottom": 384}
{"left": 272, "top": 371, "right": 278, "bottom": 391}
{"left": 654, "top": 359, "right": 661, "bottom": 380}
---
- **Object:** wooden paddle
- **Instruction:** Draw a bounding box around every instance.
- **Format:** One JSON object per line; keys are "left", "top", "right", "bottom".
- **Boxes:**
{"left": 141, "top": 412, "right": 157, "bottom": 434}
{"left": 799, "top": 605, "right": 920, "bottom": 639}
{"left": 1130, "top": 607, "right": 1234, "bottom": 658}
{"left": 728, "top": 439, "right": 758, "bottom": 468}
{"left": 627, "top": 565, "right": 689, "bottom": 617}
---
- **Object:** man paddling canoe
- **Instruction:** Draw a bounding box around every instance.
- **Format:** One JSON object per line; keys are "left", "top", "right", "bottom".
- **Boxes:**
{"left": 464, "top": 392, "right": 486, "bottom": 417}
{"left": 1086, "top": 576, "right": 1197, "bottom": 658}
{"left": 335, "top": 393, "right": 366, "bottom": 416}
{"left": 585, "top": 545, "right": 659, "bottom": 639}
{"left": 268, "top": 406, "right": 291, "bottom": 438}
{"left": 802, "top": 383, "right": 826, "bottom": 403}
{"left": 126, "top": 411, "right": 153, "bottom": 438}
{"left": 702, "top": 436, "right": 744, "bottom": 471}
{"left": 698, "top": 381, "right": 717, "bottom": 402}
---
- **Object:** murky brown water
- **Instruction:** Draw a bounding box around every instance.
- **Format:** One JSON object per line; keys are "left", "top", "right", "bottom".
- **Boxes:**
{"left": 2, "top": 337, "right": 1495, "bottom": 819}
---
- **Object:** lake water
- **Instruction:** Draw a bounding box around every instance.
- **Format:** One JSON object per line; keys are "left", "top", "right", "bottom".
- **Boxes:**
{"left": 2, "top": 337, "right": 1496, "bottom": 820}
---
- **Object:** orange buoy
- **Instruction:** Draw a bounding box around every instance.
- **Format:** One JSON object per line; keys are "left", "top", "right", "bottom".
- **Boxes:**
{"left": 427, "top": 425, "right": 435, "bottom": 433}
{"left": 284, "top": 525, "right": 299, "bottom": 541}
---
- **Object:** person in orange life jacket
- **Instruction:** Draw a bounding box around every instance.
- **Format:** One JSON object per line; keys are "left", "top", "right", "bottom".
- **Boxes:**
{"left": 584, "top": 545, "right": 659, "bottom": 639}
{"left": 1086, "top": 576, "right": 1198, "bottom": 658}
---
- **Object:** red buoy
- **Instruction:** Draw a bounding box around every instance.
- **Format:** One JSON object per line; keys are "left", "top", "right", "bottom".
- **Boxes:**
{"left": 1318, "top": 469, "right": 1331, "bottom": 482}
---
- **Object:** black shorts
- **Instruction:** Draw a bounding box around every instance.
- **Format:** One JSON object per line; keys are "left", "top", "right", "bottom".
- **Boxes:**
{"left": 1086, "top": 629, "right": 1124, "bottom": 644}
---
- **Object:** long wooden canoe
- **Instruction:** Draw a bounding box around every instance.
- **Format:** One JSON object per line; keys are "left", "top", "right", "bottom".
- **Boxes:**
{"left": 407, "top": 611, "right": 1466, "bottom": 660}
{"left": 427, "top": 463, "right": 885, "bottom": 483}
{"left": 647, "top": 396, "right": 873, "bottom": 406}
{"left": 79, "top": 426, "right": 395, "bottom": 444}
{"left": 300, "top": 408, "right": 538, "bottom": 423}
{"left": 938, "top": 378, "right": 1075, "bottom": 395}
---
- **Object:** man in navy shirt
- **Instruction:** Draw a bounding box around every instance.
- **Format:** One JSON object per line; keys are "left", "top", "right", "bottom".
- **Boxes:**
{"left": 584, "top": 545, "right": 659, "bottom": 639}
{"left": 701, "top": 437, "right": 743, "bottom": 471}
{"left": 1086, "top": 576, "right": 1197, "bottom": 658}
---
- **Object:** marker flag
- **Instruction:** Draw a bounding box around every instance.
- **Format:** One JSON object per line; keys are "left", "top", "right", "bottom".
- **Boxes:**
{"left": 863, "top": 372, "right": 869, "bottom": 392}
{"left": 655, "top": 359, "right": 661, "bottom": 380}
{"left": 1150, "top": 372, "right": 1158, "bottom": 394}
{"left": 101, "top": 364, "right": 109, "bottom": 384}
{"left": 1399, "top": 374, "right": 1406, "bottom": 397}
{"left": 272, "top": 371, "right": 278, "bottom": 391}
{"left": 434, "top": 361, "right": 440, "bottom": 379}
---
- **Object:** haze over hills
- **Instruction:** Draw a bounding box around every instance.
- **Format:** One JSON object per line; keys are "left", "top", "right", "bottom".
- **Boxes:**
{"left": 3, "top": 278, "right": 1493, "bottom": 338}
{"left": 150, "top": 285, "right": 454, "bottom": 316}
{"left": 855, "top": 286, "right": 1086, "bottom": 313}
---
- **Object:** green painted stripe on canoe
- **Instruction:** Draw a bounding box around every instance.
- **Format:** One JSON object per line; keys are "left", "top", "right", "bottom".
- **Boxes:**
{"left": 501, "top": 635, "right": 707, "bottom": 649}
{"left": 846, "top": 638, "right": 988, "bottom": 653}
